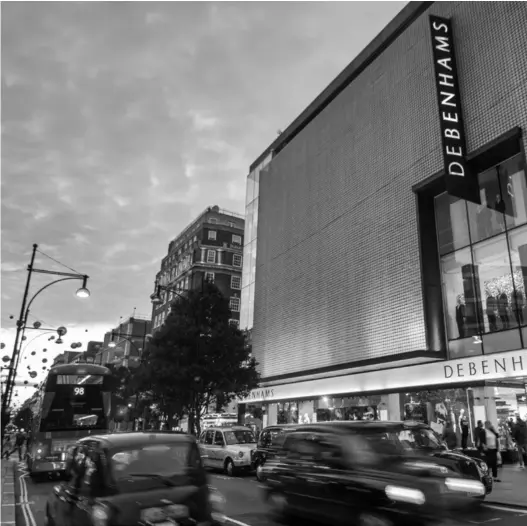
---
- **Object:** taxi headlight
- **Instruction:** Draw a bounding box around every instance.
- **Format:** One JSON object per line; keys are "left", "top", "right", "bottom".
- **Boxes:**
{"left": 445, "top": 478, "right": 485, "bottom": 496}
{"left": 385, "top": 485, "right": 426, "bottom": 505}
{"left": 238, "top": 451, "right": 244, "bottom": 459}
{"left": 91, "top": 504, "right": 110, "bottom": 526}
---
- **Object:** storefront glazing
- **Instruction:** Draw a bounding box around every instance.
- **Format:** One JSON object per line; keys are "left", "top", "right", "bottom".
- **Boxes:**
{"left": 436, "top": 153, "right": 527, "bottom": 359}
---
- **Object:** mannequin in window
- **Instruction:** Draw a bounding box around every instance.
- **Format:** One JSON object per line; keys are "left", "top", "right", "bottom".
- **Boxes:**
{"left": 498, "top": 293, "right": 510, "bottom": 330}
{"left": 486, "top": 295, "right": 498, "bottom": 332}
{"left": 476, "top": 195, "right": 492, "bottom": 240}
{"left": 511, "top": 290, "right": 525, "bottom": 326}
{"left": 494, "top": 193, "right": 506, "bottom": 231}
{"left": 455, "top": 295, "right": 466, "bottom": 338}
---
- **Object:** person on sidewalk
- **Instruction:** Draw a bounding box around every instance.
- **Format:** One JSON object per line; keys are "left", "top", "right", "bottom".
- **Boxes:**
{"left": 13, "top": 428, "right": 27, "bottom": 461}
{"left": 512, "top": 416, "right": 527, "bottom": 468}
{"left": 442, "top": 422, "right": 457, "bottom": 450}
{"left": 1, "top": 432, "right": 13, "bottom": 459}
{"left": 483, "top": 421, "right": 501, "bottom": 482}
{"left": 474, "top": 420, "right": 485, "bottom": 452}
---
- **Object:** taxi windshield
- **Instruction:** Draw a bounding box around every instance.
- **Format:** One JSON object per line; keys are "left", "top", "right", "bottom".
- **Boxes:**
{"left": 110, "top": 443, "right": 193, "bottom": 488}
{"left": 223, "top": 430, "right": 256, "bottom": 445}
{"left": 395, "top": 428, "right": 444, "bottom": 450}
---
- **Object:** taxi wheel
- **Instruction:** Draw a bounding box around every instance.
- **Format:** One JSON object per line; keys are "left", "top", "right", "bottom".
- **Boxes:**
{"left": 224, "top": 459, "right": 235, "bottom": 477}
{"left": 358, "top": 512, "right": 393, "bottom": 526}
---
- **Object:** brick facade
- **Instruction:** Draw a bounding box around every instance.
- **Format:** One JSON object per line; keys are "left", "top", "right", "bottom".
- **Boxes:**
{"left": 253, "top": 2, "right": 527, "bottom": 379}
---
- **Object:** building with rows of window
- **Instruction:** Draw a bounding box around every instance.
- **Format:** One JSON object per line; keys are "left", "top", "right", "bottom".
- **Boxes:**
{"left": 152, "top": 205, "right": 245, "bottom": 332}
{"left": 238, "top": 2, "right": 527, "bottom": 441}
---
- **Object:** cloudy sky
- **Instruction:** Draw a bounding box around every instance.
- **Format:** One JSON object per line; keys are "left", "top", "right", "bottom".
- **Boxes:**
{"left": 1, "top": 1, "right": 406, "bottom": 403}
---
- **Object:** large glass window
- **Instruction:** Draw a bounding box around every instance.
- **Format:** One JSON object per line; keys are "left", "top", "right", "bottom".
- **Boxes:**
{"left": 436, "top": 153, "right": 527, "bottom": 358}
{"left": 508, "top": 225, "right": 527, "bottom": 327}
{"left": 435, "top": 193, "right": 470, "bottom": 255}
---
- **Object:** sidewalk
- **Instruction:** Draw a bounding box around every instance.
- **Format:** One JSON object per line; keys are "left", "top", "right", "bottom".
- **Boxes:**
{"left": 1, "top": 459, "right": 16, "bottom": 525}
{"left": 486, "top": 464, "right": 527, "bottom": 508}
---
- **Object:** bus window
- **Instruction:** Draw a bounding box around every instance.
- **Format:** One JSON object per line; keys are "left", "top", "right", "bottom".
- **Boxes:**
{"left": 39, "top": 382, "right": 108, "bottom": 432}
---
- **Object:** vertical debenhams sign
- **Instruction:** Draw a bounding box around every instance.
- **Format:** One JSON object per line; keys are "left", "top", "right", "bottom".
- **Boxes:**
{"left": 429, "top": 15, "right": 480, "bottom": 205}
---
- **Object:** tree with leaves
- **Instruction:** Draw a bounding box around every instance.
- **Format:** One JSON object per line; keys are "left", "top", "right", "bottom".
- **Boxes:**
{"left": 133, "top": 281, "right": 259, "bottom": 435}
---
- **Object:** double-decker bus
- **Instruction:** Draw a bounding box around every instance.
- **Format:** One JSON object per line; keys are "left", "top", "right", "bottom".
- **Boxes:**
{"left": 27, "top": 363, "right": 113, "bottom": 479}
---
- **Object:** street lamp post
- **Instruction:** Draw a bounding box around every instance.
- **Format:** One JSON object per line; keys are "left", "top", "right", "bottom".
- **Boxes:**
{"left": 107, "top": 330, "right": 151, "bottom": 368}
{"left": 150, "top": 279, "right": 190, "bottom": 306}
{"left": 1, "top": 244, "right": 90, "bottom": 416}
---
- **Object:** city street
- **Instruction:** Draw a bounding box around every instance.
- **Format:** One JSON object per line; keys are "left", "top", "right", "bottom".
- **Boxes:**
{"left": 10, "top": 461, "right": 527, "bottom": 526}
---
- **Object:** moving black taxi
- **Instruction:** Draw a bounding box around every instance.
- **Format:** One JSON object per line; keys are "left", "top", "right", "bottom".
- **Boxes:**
{"left": 261, "top": 421, "right": 490, "bottom": 526}
{"left": 45, "top": 431, "right": 226, "bottom": 526}
{"left": 252, "top": 424, "right": 298, "bottom": 481}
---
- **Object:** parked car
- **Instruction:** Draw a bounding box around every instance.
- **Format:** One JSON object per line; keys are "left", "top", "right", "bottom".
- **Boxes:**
{"left": 198, "top": 425, "right": 257, "bottom": 476}
{"left": 45, "top": 431, "right": 226, "bottom": 526}
{"left": 253, "top": 424, "right": 298, "bottom": 481}
{"left": 261, "top": 421, "right": 490, "bottom": 526}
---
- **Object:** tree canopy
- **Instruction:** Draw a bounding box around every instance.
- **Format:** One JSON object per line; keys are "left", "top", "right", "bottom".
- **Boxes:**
{"left": 131, "top": 281, "right": 259, "bottom": 434}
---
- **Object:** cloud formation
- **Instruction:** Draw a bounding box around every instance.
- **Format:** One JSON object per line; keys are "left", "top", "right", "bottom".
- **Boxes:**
{"left": 1, "top": 1, "right": 406, "bottom": 400}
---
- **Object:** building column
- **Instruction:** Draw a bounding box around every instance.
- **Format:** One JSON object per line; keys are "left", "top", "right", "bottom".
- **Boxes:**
{"left": 471, "top": 386, "right": 498, "bottom": 428}
{"left": 200, "top": 248, "right": 206, "bottom": 262}
{"left": 217, "top": 249, "right": 223, "bottom": 265}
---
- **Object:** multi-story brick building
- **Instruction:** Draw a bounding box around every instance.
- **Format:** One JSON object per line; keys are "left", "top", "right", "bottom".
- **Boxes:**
{"left": 152, "top": 205, "right": 245, "bottom": 332}
{"left": 239, "top": 2, "right": 527, "bottom": 437}
{"left": 96, "top": 316, "right": 151, "bottom": 368}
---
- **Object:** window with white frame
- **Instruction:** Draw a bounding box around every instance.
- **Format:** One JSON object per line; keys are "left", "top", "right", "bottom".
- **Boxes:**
{"left": 229, "top": 319, "right": 239, "bottom": 328}
{"left": 232, "top": 254, "right": 242, "bottom": 267}
{"left": 207, "top": 250, "right": 216, "bottom": 263}
{"left": 208, "top": 230, "right": 217, "bottom": 240}
{"left": 229, "top": 297, "right": 241, "bottom": 312}
{"left": 232, "top": 234, "right": 242, "bottom": 245}
{"left": 231, "top": 275, "right": 241, "bottom": 289}
{"left": 205, "top": 272, "right": 215, "bottom": 283}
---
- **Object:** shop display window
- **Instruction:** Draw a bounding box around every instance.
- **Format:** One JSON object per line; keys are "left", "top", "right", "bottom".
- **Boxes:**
{"left": 440, "top": 247, "right": 480, "bottom": 340}
{"left": 508, "top": 225, "right": 527, "bottom": 327}
{"left": 402, "top": 388, "right": 475, "bottom": 449}
{"left": 473, "top": 236, "right": 520, "bottom": 334}
{"left": 315, "top": 396, "right": 382, "bottom": 422}
{"left": 277, "top": 402, "right": 298, "bottom": 424}
{"left": 435, "top": 153, "right": 527, "bottom": 357}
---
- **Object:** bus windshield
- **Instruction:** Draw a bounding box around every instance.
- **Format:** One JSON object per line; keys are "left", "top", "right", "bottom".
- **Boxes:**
{"left": 39, "top": 378, "right": 109, "bottom": 432}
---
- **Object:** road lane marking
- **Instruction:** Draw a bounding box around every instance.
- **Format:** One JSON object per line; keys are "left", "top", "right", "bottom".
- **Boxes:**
{"left": 483, "top": 504, "right": 527, "bottom": 515}
{"left": 225, "top": 517, "right": 254, "bottom": 526}
{"left": 17, "top": 463, "right": 37, "bottom": 526}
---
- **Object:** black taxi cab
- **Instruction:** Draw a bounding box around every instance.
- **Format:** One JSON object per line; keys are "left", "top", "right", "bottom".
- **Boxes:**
{"left": 261, "top": 421, "right": 490, "bottom": 526}
{"left": 45, "top": 431, "right": 226, "bottom": 526}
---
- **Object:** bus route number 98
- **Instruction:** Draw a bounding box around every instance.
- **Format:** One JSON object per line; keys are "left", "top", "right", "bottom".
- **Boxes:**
{"left": 73, "top": 387, "right": 85, "bottom": 396}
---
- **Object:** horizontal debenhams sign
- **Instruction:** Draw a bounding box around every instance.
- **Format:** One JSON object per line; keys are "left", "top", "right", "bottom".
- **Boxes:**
{"left": 240, "top": 350, "right": 527, "bottom": 403}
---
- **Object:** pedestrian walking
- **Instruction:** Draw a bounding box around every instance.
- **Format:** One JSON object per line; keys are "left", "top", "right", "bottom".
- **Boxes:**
{"left": 13, "top": 428, "right": 27, "bottom": 461}
{"left": 442, "top": 422, "right": 457, "bottom": 450}
{"left": 512, "top": 416, "right": 526, "bottom": 468}
{"left": 482, "top": 421, "right": 501, "bottom": 482}
{"left": 2, "top": 432, "right": 13, "bottom": 459}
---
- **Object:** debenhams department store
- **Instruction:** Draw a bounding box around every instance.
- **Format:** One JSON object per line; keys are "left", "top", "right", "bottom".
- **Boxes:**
{"left": 238, "top": 2, "right": 527, "bottom": 443}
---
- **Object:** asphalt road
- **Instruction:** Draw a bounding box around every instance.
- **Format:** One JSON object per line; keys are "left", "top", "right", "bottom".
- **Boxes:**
{"left": 13, "top": 462, "right": 527, "bottom": 526}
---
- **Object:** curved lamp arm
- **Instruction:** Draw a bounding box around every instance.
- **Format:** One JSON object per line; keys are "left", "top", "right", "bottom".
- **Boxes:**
{"left": 24, "top": 277, "right": 84, "bottom": 323}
